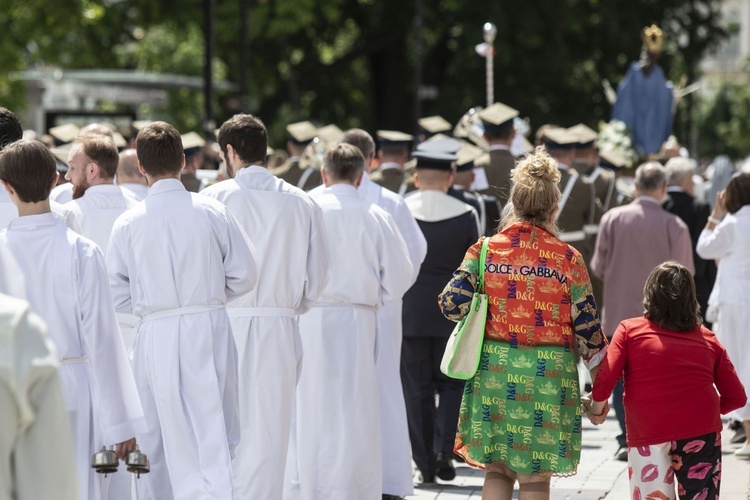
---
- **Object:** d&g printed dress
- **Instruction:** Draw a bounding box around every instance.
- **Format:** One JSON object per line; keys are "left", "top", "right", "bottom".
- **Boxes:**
{"left": 439, "top": 222, "right": 608, "bottom": 476}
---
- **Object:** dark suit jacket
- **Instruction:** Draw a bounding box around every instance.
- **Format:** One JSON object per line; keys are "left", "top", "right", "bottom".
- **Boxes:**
{"left": 476, "top": 148, "right": 515, "bottom": 205}
{"left": 663, "top": 190, "right": 717, "bottom": 320}
{"left": 448, "top": 186, "right": 501, "bottom": 236}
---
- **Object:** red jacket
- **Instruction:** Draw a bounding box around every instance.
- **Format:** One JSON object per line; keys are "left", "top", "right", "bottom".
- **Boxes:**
{"left": 592, "top": 317, "right": 747, "bottom": 446}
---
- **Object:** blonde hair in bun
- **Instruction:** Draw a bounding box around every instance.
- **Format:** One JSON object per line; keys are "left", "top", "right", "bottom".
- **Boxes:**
{"left": 500, "top": 146, "right": 561, "bottom": 233}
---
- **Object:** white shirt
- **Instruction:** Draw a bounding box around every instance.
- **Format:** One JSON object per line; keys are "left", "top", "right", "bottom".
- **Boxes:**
{"left": 49, "top": 182, "right": 74, "bottom": 204}
{"left": 119, "top": 182, "right": 149, "bottom": 201}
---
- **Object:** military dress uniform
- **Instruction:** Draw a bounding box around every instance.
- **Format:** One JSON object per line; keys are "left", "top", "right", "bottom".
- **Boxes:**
{"left": 474, "top": 103, "right": 519, "bottom": 204}
{"left": 269, "top": 121, "right": 323, "bottom": 191}
{"left": 370, "top": 130, "right": 413, "bottom": 195}
{"left": 369, "top": 164, "right": 406, "bottom": 194}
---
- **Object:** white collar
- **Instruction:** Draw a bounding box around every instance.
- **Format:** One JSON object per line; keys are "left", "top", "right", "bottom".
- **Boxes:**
{"left": 489, "top": 144, "right": 510, "bottom": 152}
{"left": 148, "top": 178, "right": 186, "bottom": 195}
{"left": 406, "top": 190, "right": 474, "bottom": 222}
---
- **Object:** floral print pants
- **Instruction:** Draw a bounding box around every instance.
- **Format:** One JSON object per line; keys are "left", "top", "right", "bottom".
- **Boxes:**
{"left": 628, "top": 432, "right": 721, "bottom": 500}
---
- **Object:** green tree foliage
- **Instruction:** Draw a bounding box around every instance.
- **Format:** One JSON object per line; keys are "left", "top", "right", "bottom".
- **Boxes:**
{"left": 0, "top": 0, "right": 728, "bottom": 147}
{"left": 698, "top": 82, "right": 750, "bottom": 159}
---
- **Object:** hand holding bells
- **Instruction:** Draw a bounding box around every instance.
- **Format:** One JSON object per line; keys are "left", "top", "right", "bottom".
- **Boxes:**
{"left": 91, "top": 445, "right": 149, "bottom": 478}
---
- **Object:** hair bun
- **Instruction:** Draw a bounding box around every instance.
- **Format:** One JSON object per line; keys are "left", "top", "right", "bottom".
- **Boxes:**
{"left": 512, "top": 146, "right": 561, "bottom": 184}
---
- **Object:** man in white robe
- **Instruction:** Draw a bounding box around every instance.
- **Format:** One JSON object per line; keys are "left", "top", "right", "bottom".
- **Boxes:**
{"left": 201, "top": 114, "right": 330, "bottom": 500}
{"left": 0, "top": 293, "right": 79, "bottom": 500}
{"left": 311, "top": 128, "right": 426, "bottom": 499}
{"left": 0, "top": 107, "right": 79, "bottom": 231}
{"left": 64, "top": 134, "right": 138, "bottom": 254}
{"left": 116, "top": 149, "right": 149, "bottom": 201}
{"left": 0, "top": 139, "right": 145, "bottom": 500}
{"left": 107, "top": 122, "right": 258, "bottom": 500}
{"left": 287, "top": 143, "right": 413, "bottom": 500}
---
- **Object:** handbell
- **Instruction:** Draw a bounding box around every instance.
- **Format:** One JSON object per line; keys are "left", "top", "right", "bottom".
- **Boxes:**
{"left": 126, "top": 446, "right": 150, "bottom": 478}
{"left": 91, "top": 446, "right": 119, "bottom": 476}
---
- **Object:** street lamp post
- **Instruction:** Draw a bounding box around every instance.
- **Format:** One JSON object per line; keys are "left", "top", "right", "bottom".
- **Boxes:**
{"left": 483, "top": 22, "right": 497, "bottom": 107}
{"left": 203, "top": 0, "right": 216, "bottom": 140}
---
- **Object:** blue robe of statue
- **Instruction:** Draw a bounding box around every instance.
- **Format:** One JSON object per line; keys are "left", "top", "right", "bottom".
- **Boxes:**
{"left": 612, "top": 62, "right": 674, "bottom": 156}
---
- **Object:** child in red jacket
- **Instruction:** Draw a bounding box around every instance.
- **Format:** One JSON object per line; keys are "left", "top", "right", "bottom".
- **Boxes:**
{"left": 588, "top": 261, "right": 746, "bottom": 500}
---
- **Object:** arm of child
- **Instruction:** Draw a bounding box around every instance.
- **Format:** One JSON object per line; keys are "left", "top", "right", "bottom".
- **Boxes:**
{"left": 590, "top": 321, "right": 628, "bottom": 409}
{"left": 714, "top": 340, "right": 748, "bottom": 415}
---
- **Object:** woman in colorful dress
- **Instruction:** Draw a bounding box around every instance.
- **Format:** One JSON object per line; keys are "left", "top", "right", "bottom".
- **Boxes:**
{"left": 439, "top": 147, "right": 608, "bottom": 499}
{"left": 589, "top": 262, "right": 746, "bottom": 500}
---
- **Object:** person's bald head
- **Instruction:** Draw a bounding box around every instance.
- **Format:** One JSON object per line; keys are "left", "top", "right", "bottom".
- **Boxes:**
{"left": 634, "top": 161, "right": 668, "bottom": 200}
{"left": 117, "top": 148, "right": 147, "bottom": 185}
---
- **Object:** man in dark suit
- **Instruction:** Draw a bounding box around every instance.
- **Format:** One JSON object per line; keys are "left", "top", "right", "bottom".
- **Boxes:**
{"left": 474, "top": 102, "right": 518, "bottom": 204}
{"left": 663, "top": 157, "right": 717, "bottom": 326}
{"left": 402, "top": 151, "right": 479, "bottom": 485}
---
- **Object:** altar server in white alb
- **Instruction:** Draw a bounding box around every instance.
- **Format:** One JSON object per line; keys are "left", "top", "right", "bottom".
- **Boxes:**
{"left": 0, "top": 107, "right": 79, "bottom": 231}
{"left": 201, "top": 114, "right": 330, "bottom": 500}
{"left": 107, "top": 122, "right": 257, "bottom": 500}
{"left": 64, "top": 134, "right": 138, "bottom": 254}
{"left": 338, "top": 129, "right": 427, "bottom": 499}
{"left": 0, "top": 140, "right": 145, "bottom": 500}
{"left": 0, "top": 294, "right": 79, "bottom": 500}
{"left": 116, "top": 149, "right": 150, "bottom": 201}
{"left": 287, "top": 143, "right": 414, "bottom": 500}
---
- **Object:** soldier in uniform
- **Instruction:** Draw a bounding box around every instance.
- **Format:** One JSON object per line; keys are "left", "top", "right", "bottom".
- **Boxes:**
{"left": 369, "top": 130, "right": 413, "bottom": 194}
{"left": 600, "top": 149, "right": 635, "bottom": 207}
{"left": 474, "top": 102, "right": 519, "bottom": 205}
{"left": 180, "top": 132, "right": 205, "bottom": 192}
{"left": 569, "top": 124, "right": 617, "bottom": 215}
{"left": 540, "top": 127, "right": 598, "bottom": 263}
{"left": 453, "top": 142, "right": 502, "bottom": 236}
{"left": 269, "top": 121, "right": 322, "bottom": 191}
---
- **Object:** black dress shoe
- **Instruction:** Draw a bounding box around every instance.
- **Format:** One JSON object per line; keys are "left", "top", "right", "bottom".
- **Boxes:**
{"left": 453, "top": 452, "right": 465, "bottom": 463}
{"left": 435, "top": 452, "right": 456, "bottom": 481}
{"left": 383, "top": 495, "right": 405, "bottom": 500}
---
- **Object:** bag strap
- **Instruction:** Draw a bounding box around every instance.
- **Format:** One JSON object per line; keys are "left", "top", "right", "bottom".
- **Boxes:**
{"left": 478, "top": 237, "right": 490, "bottom": 293}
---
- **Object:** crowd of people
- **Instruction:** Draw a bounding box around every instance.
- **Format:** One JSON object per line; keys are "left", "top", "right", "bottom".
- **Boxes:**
{"left": 0, "top": 96, "right": 749, "bottom": 500}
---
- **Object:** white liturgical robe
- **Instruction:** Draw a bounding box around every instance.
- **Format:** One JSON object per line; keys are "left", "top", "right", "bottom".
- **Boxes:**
{"left": 50, "top": 181, "right": 74, "bottom": 204}
{"left": 107, "top": 179, "right": 257, "bottom": 500}
{"left": 286, "top": 183, "right": 413, "bottom": 500}
{"left": 119, "top": 183, "right": 149, "bottom": 201}
{"left": 64, "top": 184, "right": 138, "bottom": 255}
{"left": 1, "top": 213, "right": 145, "bottom": 500}
{"left": 0, "top": 184, "right": 80, "bottom": 231}
{"left": 201, "top": 165, "right": 330, "bottom": 500}
{"left": 0, "top": 295, "right": 78, "bottom": 500}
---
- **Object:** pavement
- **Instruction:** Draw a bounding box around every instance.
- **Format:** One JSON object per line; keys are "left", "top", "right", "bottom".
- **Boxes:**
{"left": 408, "top": 415, "right": 750, "bottom": 499}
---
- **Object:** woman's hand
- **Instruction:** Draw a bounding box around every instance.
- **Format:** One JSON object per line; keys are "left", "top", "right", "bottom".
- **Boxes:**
{"left": 712, "top": 190, "right": 727, "bottom": 220}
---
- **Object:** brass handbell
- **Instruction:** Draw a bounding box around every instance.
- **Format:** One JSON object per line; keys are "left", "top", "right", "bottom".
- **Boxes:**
{"left": 126, "top": 446, "right": 150, "bottom": 478}
{"left": 91, "top": 446, "right": 119, "bottom": 476}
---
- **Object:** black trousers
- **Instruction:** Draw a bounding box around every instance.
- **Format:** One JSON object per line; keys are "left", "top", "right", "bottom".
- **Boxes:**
{"left": 401, "top": 336, "right": 464, "bottom": 479}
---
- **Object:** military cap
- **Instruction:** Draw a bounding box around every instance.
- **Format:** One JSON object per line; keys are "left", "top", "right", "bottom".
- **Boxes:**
{"left": 412, "top": 150, "right": 457, "bottom": 171}
{"left": 418, "top": 115, "right": 452, "bottom": 135}
{"left": 599, "top": 149, "right": 629, "bottom": 170}
{"left": 181, "top": 131, "right": 206, "bottom": 158}
{"left": 417, "top": 137, "right": 461, "bottom": 154}
{"left": 317, "top": 124, "right": 344, "bottom": 142}
{"left": 287, "top": 121, "right": 318, "bottom": 145}
{"left": 568, "top": 124, "right": 598, "bottom": 148}
{"left": 377, "top": 130, "right": 414, "bottom": 147}
{"left": 456, "top": 141, "right": 484, "bottom": 172}
{"left": 541, "top": 127, "right": 578, "bottom": 150}
{"left": 478, "top": 102, "right": 519, "bottom": 132}
{"left": 49, "top": 123, "right": 80, "bottom": 144}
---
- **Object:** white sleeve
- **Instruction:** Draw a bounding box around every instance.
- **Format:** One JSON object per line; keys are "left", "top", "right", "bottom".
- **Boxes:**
{"left": 6, "top": 304, "right": 79, "bottom": 500}
{"left": 220, "top": 209, "right": 258, "bottom": 300}
{"left": 393, "top": 198, "right": 427, "bottom": 285}
{"left": 78, "top": 245, "right": 145, "bottom": 444}
{"left": 377, "top": 212, "right": 414, "bottom": 306}
{"left": 697, "top": 219, "right": 734, "bottom": 261}
{"left": 106, "top": 220, "right": 133, "bottom": 314}
{"left": 300, "top": 201, "right": 331, "bottom": 314}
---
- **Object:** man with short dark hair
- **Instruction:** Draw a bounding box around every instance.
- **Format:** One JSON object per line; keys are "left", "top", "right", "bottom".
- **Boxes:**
{"left": 369, "top": 130, "right": 413, "bottom": 195}
{"left": 201, "top": 113, "right": 330, "bottom": 500}
{"left": 0, "top": 139, "right": 144, "bottom": 500}
{"left": 64, "top": 134, "right": 138, "bottom": 254}
{"left": 289, "top": 143, "right": 413, "bottom": 500}
{"left": 107, "top": 121, "right": 258, "bottom": 500}
{"left": 592, "top": 161, "right": 694, "bottom": 460}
